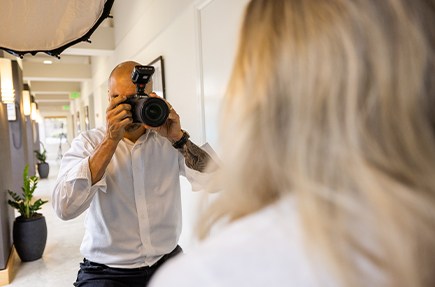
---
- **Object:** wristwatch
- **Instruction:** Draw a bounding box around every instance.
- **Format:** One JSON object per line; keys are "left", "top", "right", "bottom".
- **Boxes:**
{"left": 172, "top": 130, "right": 190, "bottom": 149}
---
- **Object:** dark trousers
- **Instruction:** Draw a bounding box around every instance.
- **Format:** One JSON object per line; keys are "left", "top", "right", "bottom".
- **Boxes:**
{"left": 73, "top": 246, "right": 183, "bottom": 287}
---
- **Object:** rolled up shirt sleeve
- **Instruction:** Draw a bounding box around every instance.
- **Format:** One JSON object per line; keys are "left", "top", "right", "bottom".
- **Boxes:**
{"left": 52, "top": 134, "right": 107, "bottom": 220}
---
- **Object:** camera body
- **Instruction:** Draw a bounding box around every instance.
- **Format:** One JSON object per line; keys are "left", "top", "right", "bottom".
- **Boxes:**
{"left": 125, "top": 65, "right": 169, "bottom": 127}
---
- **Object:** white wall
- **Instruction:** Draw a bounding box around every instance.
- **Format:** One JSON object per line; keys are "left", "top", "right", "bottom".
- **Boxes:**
{"left": 79, "top": 0, "right": 249, "bottom": 250}
{"left": 198, "top": 0, "right": 250, "bottom": 149}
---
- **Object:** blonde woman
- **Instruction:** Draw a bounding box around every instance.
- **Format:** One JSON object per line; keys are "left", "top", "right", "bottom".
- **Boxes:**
{"left": 150, "top": 0, "right": 435, "bottom": 286}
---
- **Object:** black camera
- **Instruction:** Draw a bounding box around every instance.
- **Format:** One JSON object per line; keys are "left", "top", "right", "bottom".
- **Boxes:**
{"left": 124, "top": 65, "right": 169, "bottom": 127}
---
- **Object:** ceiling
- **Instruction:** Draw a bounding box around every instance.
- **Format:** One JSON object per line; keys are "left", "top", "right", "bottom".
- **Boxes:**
{"left": 12, "top": 18, "right": 115, "bottom": 115}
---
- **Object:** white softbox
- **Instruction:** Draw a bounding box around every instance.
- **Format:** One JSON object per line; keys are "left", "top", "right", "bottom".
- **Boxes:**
{"left": 0, "top": 0, "right": 114, "bottom": 58}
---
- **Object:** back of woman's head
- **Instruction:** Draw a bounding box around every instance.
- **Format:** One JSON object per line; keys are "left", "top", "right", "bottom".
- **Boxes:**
{"left": 201, "top": 0, "right": 435, "bottom": 286}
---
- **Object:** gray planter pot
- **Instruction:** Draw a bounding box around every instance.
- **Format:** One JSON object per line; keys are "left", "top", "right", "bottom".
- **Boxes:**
{"left": 13, "top": 214, "right": 47, "bottom": 262}
{"left": 37, "top": 162, "right": 49, "bottom": 179}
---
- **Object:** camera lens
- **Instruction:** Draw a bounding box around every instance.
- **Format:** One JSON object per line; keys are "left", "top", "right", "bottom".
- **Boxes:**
{"left": 145, "top": 103, "right": 163, "bottom": 121}
{"left": 127, "top": 95, "right": 169, "bottom": 127}
{"left": 140, "top": 97, "right": 169, "bottom": 127}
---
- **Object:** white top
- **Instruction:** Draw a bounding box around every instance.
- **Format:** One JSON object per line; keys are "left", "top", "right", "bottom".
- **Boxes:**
{"left": 149, "top": 196, "right": 336, "bottom": 287}
{"left": 52, "top": 127, "right": 211, "bottom": 268}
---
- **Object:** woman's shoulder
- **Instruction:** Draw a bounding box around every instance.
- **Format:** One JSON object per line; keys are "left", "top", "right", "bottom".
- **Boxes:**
{"left": 150, "top": 196, "right": 328, "bottom": 287}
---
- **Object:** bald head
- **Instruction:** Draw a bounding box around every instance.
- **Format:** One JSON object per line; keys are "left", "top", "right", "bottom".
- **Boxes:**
{"left": 109, "top": 61, "right": 141, "bottom": 83}
{"left": 108, "top": 61, "right": 153, "bottom": 95}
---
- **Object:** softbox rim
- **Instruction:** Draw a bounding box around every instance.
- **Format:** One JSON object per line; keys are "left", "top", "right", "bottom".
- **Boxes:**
{"left": 0, "top": 0, "right": 115, "bottom": 58}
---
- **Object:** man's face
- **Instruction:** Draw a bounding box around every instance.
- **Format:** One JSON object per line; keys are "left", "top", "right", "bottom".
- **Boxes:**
{"left": 108, "top": 74, "right": 143, "bottom": 132}
{"left": 108, "top": 72, "right": 136, "bottom": 99}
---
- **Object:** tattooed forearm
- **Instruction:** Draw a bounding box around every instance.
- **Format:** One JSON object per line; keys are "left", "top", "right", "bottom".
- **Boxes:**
{"left": 178, "top": 140, "right": 214, "bottom": 172}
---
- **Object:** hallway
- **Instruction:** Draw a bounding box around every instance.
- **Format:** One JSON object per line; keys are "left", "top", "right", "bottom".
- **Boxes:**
{"left": 0, "top": 1, "right": 249, "bottom": 285}
{"left": 6, "top": 160, "right": 85, "bottom": 286}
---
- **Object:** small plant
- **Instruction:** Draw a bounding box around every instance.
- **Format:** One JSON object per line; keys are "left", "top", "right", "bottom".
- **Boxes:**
{"left": 8, "top": 165, "right": 48, "bottom": 219}
{"left": 34, "top": 143, "right": 47, "bottom": 164}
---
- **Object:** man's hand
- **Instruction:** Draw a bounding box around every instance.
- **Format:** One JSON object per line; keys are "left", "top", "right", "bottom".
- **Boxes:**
{"left": 88, "top": 95, "right": 133, "bottom": 185}
{"left": 106, "top": 95, "right": 132, "bottom": 142}
{"left": 144, "top": 93, "right": 216, "bottom": 172}
{"left": 145, "top": 93, "right": 183, "bottom": 142}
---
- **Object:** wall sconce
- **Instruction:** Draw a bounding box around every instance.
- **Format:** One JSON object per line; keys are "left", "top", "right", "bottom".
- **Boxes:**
{"left": 0, "top": 58, "right": 15, "bottom": 104}
{"left": 31, "top": 100, "right": 42, "bottom": 123}
{"left": 31, "top": 102, "right": 38, "bottom": 121}
{"left": 23, "top": 90, "right": 31, "bottom": 116}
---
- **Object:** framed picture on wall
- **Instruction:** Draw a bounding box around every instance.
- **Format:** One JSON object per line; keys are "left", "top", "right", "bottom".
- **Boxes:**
{"left": 148, "top": 56, "right": 166, "bottom": 99}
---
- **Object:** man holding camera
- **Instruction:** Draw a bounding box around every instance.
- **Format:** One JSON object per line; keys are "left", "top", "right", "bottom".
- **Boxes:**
{"left": 52, "top": 61, "right": 215, "bottom": 286}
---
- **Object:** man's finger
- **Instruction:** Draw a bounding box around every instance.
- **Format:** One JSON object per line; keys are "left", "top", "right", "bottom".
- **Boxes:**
{"left": 108, "top": 95, "right": 128, "bottom": 110}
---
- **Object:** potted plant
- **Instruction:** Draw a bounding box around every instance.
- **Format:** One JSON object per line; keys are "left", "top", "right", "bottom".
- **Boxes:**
{"left": 34, "top": 142, "right": 49, "bottom": 179}
{"left": 8, "top": 165, "right": 48, "bottom": 262}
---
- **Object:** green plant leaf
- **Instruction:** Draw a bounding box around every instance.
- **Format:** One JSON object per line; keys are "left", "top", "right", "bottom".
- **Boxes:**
{"left": 34, "top": 145, "right": 47, "bottom": 163}
{"left": 7, "top": 164, "right": 48, "bottom": 219}
{"left": 30, "top": 199, "right": 48, "bottom": 213}
{"left": 8, "top": 190, "right": 22, "bottom": 202}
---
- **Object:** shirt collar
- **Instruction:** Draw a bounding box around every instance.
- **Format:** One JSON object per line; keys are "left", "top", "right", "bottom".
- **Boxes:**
{"left": 124, "top": 129, "right": 154, "bottom": 146}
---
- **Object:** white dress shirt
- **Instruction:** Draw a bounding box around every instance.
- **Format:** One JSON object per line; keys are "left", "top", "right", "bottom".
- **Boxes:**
{"left": 52, "top": 127, "right": 210, "bottom": 268}
{"left": 149, "top": 196, "right": 330, "bottom": 287}
{"left": 150, "top": 195, "right": 384, "bottom": 287}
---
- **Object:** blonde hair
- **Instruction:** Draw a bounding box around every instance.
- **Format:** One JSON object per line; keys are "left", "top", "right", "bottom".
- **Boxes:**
{"left": 199, "top": 0, "right": 435, "bottom": 286}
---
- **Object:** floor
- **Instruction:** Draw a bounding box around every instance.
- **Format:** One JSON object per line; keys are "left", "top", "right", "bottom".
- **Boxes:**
{"left": 5, "top": 160, "right": 86, "bottom": 286}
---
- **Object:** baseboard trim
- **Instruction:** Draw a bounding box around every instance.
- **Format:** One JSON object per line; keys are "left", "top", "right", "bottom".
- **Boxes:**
{"left": 0, "top": 246, "right": 16, "bottom": 286}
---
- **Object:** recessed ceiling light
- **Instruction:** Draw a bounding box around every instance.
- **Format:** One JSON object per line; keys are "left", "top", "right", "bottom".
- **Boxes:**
{"left": 43, "top": 60, "right": 53, "bottom": 64}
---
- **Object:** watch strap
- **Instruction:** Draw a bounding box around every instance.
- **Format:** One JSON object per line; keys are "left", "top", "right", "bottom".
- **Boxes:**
{"left": 172, "top": 130, "right": 190, "bottom": 149}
